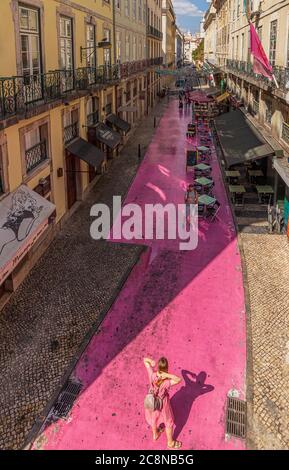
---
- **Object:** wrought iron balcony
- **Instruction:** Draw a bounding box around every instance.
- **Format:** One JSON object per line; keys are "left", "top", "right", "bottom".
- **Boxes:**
{"left": 225, "top": 59, "right": 289, "bottom": 93}
{"left": 25, "top": 140, "right": 47, "bottom": 173}
{"left": 0, "top": 65, "right": 120, "bottom": 121}
{"left": 119, "top": 59, "right": 148, "bottom": 79}
{"left": 147, "top": 25, "right": 163, "bottom": 40}
{"left": 64, "top": 122, "right": 79, "bottom": 144}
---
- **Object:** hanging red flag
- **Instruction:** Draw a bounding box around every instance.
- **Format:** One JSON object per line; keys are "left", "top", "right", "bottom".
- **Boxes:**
{"left": 250, "top": 22, "right": 273, "bottom": 80}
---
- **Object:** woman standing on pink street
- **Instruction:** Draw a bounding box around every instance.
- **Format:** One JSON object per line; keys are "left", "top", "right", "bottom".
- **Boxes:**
{"left": 143, "top": 357, "right": 182, "bottom": 449}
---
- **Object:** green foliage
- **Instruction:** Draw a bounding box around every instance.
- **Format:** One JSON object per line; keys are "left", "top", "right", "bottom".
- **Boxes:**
{"left": 192, "top": 39, "right": 204, "bottom": 62}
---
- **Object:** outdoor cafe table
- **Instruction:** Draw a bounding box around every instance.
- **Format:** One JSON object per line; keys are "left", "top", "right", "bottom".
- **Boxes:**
{"left": 248, "top": 169, "right": 263, "bottom": 183}
{"left": 198, "top": 194, "right": 216, "bottom": 205}
{"left": 195, "top": 177, "right": 213, "bottom": 186}
{"left": 225, "top": 170, "right": 240, "bottom": 184}
{"left": 225, "top": 170, "right": 240, "bottom": 178}
{"left": 198, "top": 194, "right": 216, "bottom": 217}
{"left": 229, "top": 184, "right": 246, "bottom": 203}
{"left": 256, "top": 185, "right": 274, "bottom": 203}
{"left": 194, "top": 163, "right": 211, "bottom": 171}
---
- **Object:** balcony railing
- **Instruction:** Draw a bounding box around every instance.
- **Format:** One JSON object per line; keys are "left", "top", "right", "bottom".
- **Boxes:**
{"left": 64, "top": 122, "right": 79, "bottom": 144}
{"left": 0, "top": 65, "right": 119, "bottom": 120}
{"left": 119, "top": 58, "right": 163, "bottom": 79}
{"left": 25, "top": 140, "right": 47, "bottom": 173}
{"left": 148, "top": 57, "right": 163, "bottom": 67}
{"left": 226, "top": 59, "right": 289, "bottom": 93}
{"left": 147, "top": 25, "right": 163, "bottom": 40}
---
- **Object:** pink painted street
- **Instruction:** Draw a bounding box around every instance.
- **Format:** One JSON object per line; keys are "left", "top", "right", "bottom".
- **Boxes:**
{"left": 35, "top": 99, "right": 246, "bottom": 451}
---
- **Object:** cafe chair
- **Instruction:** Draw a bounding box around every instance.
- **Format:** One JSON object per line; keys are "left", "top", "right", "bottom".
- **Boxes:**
{"left": 203, "top": 182, "right": 214, "bottom": 194}
{"left": 206, "top": 201, "right": 221, "bottom": 222}
{"left": 198, "top": 203, "right": 205, "bottom": 217}
{"left": 193, "top": 183, "right": 203, "bottom": 193}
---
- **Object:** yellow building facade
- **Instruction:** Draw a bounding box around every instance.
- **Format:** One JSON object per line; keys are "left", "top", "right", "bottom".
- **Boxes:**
{"left": 115, "top": 0, "right": 147, "bottom": 124}
{"left": 0, "top": 0, "right": 120, "bottom": 304}
{"left": 147, "top": 0, "right": 163, "bottom": 108}
{"left": 161, "top": 0, "right": 176, "bottom": 84}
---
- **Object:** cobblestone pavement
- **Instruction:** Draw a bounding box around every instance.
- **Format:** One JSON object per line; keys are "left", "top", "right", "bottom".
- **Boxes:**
{"left": 240, "top": 233, "right": 289, "bottom": 449}
{"left": 0, "top": 99, "right": 169, "bottom": 450}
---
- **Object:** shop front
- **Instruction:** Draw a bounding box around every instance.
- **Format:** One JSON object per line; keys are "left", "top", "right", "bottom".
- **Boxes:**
{"left": 0, "top": 185, "right": 56, "bottom": 301}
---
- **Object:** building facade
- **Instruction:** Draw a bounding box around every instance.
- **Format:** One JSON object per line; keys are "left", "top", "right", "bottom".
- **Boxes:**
{"left": 161, "top": 0, "right": 176, "bottom": 69}
{"left": 146, "top": 0, "right": 163, "bottom": 109}
{"left": 115, "top": 0, "right": 147, "bottom": 125}
{"left": 175, "top": 25, "right": 184, "bottom": 68}
{"left": 0, "top": 0, "right": 163, "bottom": 306}
{"left": 204, "top": 3, "right": 217, "bottom": 66}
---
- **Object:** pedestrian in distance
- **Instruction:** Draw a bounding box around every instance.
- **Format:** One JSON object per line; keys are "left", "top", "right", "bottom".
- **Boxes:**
{"left": 144, "top": 357, "right": 182, "bottom": 449}
{"left": 185, "top": 184, "right": 198, "bottom": 224}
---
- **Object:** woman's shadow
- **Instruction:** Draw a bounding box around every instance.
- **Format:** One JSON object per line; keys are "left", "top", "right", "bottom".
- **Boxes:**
{"left": 170, "top": 370, "right": 214, "bottom": 440}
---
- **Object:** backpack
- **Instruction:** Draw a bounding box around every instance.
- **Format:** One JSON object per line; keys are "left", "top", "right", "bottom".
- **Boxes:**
{"left": 144, "top": 389, "right": 163, "bottom": 412}
{"left": 144, "top": 378, "right": 166, "bottom": 412}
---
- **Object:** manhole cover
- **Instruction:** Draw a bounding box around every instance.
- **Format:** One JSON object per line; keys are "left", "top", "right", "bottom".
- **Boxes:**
{"left": 226, "top": 397, "right": 246, "bottom": 439}
{"left": 50, "top": 379, "right": 83, "bottom": 420}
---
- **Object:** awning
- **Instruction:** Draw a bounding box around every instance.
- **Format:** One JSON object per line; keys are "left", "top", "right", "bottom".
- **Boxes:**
{"left": 215, "top": 110, "right": 275, "bottom": 168}
{"left": 215, "top": 91, "right": 230, "bottom": 103}
{"left": 0, "top": 185, "right": 55, "bottom": 285}
{"left": 106, "top": 113, "right": 131, "bottom": 133}
{"left": 93, "top": 123, "right": 121, "bottom": 149}
{"left": 66, "top": 138, "right": 105, "bottom": 168}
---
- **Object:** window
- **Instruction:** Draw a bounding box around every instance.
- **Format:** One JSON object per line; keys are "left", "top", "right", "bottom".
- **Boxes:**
{"left": 258, "top": 26, "right": 262, "bottom": 43}
{"left": 116, "top": 31, "right": 121, "bottom": 63}
{"left": 105, "top": 94, "right": 112, "bottom": 115}
{"left": 60, "top": 16, "right": 73, "bottom": 69}
{"left": 87, "top": 97, "right": 99, "bottom": 126}
{"left": 241, "top": 33, "right": 244, "bottom": 61}
{"left": 24, "top": 125, "right": 48, "bottom": 173}
{"left": 286, "top": 25, "right": 289, "bottom": 67}
{"left": 125, "top": 34, "right": 130, "bottom": 61}
{"left": 133, "top": 36, "right": 137, "bottom": 61}
{"left": 20, "top": 5, "right": 41, "bottom": 76}
{"left": 265, "top": 100, "right": 272, "bottom": 125}
{"left": 269, "top": 20, "right": 277, "bottom": 66}
{"left": 103, "top": 29, "right": 111, "bottom": 66}
{"left": 125, "top": 0, "right": 130, "bottom": 16}
{"left": 115, "top": 0, "right": 121, "bottom": 9}
{"left": 86, "top": 24, "right": 96, "bottom": 68}
{"left": 132, "top": 0, "right": 136, "bottom": 19}
{"left": 139, "top": 0, "right": 142, "bottom": 22}
{"left": 143, "top": 4, "right": 146, "bottom": 24}
{"left": 138, "top": 38, "right": 142, "bottom": 59}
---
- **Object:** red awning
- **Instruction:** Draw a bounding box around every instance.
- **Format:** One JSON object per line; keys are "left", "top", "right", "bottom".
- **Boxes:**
{"left": 189, "top": 91, "right": 212, "bottom": 103}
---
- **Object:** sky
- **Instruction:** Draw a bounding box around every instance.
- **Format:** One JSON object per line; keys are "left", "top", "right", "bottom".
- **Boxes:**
{"left": 173, "top": 0, "right": 208, "bottom": 34}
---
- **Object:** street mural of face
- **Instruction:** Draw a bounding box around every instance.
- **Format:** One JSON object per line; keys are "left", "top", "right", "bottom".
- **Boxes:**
{"left": 0, "top": 188, "right": 43, "bottom": 257}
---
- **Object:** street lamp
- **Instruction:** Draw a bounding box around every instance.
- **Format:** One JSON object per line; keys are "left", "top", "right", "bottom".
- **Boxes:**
{"left": 80, "top": 39, "right": 112, "bottom": 63}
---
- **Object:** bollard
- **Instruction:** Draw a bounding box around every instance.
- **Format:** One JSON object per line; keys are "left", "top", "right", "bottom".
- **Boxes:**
{"left": 138, "top": 143, "right": 141, "bottom": 161}
{"left": 154, "top": 116, "right": 156, "bottom": 128}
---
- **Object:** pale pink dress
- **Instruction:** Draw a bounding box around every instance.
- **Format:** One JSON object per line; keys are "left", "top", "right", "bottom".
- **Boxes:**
{"left": 145, "top": 365, "right": 174, "bottom": 429}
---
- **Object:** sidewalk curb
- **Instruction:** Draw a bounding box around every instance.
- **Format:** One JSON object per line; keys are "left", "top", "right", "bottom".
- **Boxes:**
{"left": 212, "top": 122, "right": 255, "bottom": 450}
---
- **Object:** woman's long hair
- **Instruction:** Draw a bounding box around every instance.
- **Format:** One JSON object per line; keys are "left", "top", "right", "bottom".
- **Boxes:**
{"left": 155, "top": 357, "right": 168, "bottom": 387}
